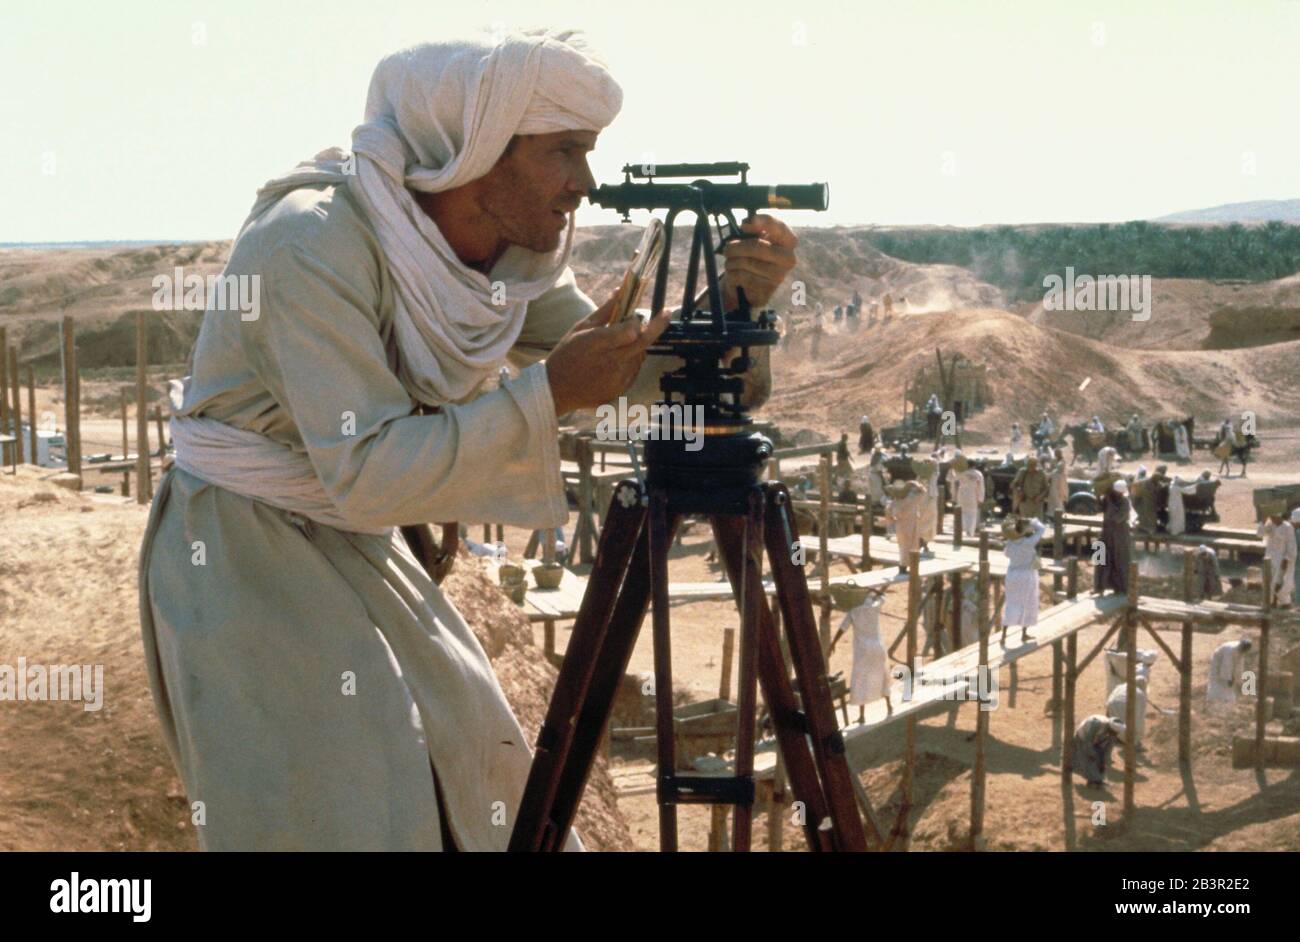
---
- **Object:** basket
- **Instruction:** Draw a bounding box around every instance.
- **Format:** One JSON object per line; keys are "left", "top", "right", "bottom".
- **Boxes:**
{"left": 829, "top": 582, "right": 873, "bottom": 611}
{"left": 533, "top": 564, "right": 565, "bottom": 590}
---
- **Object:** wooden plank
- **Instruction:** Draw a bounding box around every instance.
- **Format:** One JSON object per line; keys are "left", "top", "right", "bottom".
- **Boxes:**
{"left": 1136, "top": 597, "right": 1267, "bottom": 626}
{"left": 752, "top": 592, "right": 1130, "bottom": 777}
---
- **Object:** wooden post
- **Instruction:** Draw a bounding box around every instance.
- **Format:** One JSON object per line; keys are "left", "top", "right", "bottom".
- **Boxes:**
{"left": 26, "top": 366, "right": 36, "bottom": 465}
{"left": 901, "top": 548, "right": 921, "bottom": 851}
{"left": 1257, "top": 559, "right": 1273, "bottom": 769}
{"left": 953, "top": 503, "right": 963, "bottom": 549}
{"left": 120, "top": 388, "right": 129, "bottom": 460}
{"left": 1068, "top": 556, "right": 1079, "bottom": 601}
{"left": 971, "top": 532, "right": 990, "bottom": 847}
{"left": 719, "top": 627, "right": 736, "bottom": 701}
{"left": 543, "top": 620, "right": 555, "bottom": 660}
{"left": 860, "top": 494, "right": 870, "bottom": 563}
{"left": 818, "top": 454, "right": 831, "bottom": 652}
{"left": 0, "top": 327, "right": 8, "bottom": 435}
{"left": 1062, "top": 630, "right": 1078, "bottom": 782}
{"left": 135, "top": 310, "right": 151, "bottom": 503}
{"left": 1050, "top": 642, "right": 1063, "bottom": 723}
{"left": 8, "top": 345, "right": 22, "bottom": 465}
{"left": 864, "top": 497, "right": 874, "bottom": 569}
{"left": 61, "top": 316, "right": 80, "bottom": 481}
{"left": 951, "top": 570, "right": 963, "bottom": 652}
{"left": 1053, "top": 510, "right": 1065, "bottom": 595}
{"left": 1179, "top": 550, "right": 1194, "bottom": 765}
{"left": 1122, "top": 557, "right": 1139, "bottom": 824}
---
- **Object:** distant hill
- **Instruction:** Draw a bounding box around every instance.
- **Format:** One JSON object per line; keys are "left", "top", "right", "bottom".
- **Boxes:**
{"left": 1155, "top": 199, "right": 1300, "bottom": 225}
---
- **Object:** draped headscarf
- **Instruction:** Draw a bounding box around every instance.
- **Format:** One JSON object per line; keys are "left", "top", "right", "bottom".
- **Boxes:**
{"left": 237, "top": 28, "right": 622, "bottom": 406}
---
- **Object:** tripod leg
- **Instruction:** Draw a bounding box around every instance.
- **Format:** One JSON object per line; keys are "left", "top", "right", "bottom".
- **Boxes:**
{"left": 712, "top": 513, "right": 836, "bottom": 852}
{"left": 540, "top": 511, "right": 680, "bottom": 851}
{"left": 509, "top": 482, "right": 647, "bottom": 852}
{"left": 707, "top": 491, "right": 764, "bottom": 851}
{"left": 648, "top": 489, "right": 678, "bottom": 851}
{"left": 764, "top": 484, "right": 869, "bottom": 851}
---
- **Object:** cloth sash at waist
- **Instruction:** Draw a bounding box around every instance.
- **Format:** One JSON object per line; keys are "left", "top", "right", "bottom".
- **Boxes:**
{"left": 170, "top": 414, "right": 389, "bottom": 536}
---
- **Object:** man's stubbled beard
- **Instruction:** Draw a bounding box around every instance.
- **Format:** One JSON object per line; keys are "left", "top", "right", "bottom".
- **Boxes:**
{"left": 479, "top": 158, "right": 563, "bottom": 254}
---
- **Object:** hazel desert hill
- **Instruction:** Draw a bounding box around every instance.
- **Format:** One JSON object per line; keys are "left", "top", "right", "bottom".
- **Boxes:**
{"left": 770, "top": 307, "right": 1300, "bottom": 442}
{"left": 1016, "top": 273, "right": 1300, "bottom": 351}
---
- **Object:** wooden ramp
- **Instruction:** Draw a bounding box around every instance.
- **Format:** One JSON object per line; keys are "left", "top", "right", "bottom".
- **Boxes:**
{"left": 754, "top": 592, "right": 1130, "bottom": 776}
{"left": 824, "top": 535, "right": 1011, "bottom": 578}
{"left": 1136, "top": 595, "right": 1269, "bottom": 629}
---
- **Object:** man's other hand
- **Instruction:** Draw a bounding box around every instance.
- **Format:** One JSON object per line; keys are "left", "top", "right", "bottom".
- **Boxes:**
{"left": 545, "top": 297, "right": 671, "bottom": 416}
{"left": 721, "top": 213, "right": 797, "bottom": 309}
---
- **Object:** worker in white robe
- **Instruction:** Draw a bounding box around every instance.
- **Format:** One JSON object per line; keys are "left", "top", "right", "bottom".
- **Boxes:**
{"left": 137, "top": 30, "right": 789, "bottom": 852}
{"left": 1000, "top": 516, "right": 1045, "bottom": 643}
{"left": 1207, "top": 638, "right": 1253, "bottom": 703}
{"left": 867, "top": 450, "right": 887, "bottom": 505}
{"left": 916, "top": 457, "right": 940, "bottom": 551}
{"left": 1046, "top": 450, "right": 1069, "bottom": 517}
{"left": 1173, "top": 422, "right": 1191, "bottom": 461}
{"left": 952, "top": 455, "right": 985, "bottom": 537}
{"left": 1166, "top": 476, "right": 1200, "bottom": 536}
{"left": 1259, "top": 512, "right": 1297, "bottom": 609}
{"left": 839, "top": 595, "right": 889, "bottom": 722}
{"left": 1103, "top": 649, "right": 1158, "bottom": 696}
{"left": 1106, "top": 673, "right": 1149, "bottom": 749}
{"left": 886, "top": 481, "right": 927, "bottom": 576}
{"left": 1097, "top": 445, "right": 1119, "bottom": 475}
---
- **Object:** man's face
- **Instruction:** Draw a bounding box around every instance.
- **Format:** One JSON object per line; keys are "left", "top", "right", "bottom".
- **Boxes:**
{"left": 477, "top": 130, "right": 597, "bottom": 253}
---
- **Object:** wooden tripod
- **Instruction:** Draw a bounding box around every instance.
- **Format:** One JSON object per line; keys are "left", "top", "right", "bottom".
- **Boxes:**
{"left": 509, "top": 478, "right": 867, "bottom": 852}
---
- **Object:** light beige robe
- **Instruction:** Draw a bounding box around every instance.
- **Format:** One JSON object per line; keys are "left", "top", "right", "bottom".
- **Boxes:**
{"left": 139, "top": 183, "right": 604, "bottom": 850}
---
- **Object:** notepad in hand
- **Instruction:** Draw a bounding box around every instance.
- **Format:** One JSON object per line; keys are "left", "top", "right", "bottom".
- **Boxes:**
{"left": 608, "top": 218, "right": 665, "bottom": 326}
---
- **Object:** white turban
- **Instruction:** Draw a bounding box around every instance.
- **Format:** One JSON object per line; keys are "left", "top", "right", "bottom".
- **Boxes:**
{"left": 238, "top": 28, "right": 622, "bottom": 406}
{"left": 1291, "top": 508, "right": 1300, "bottom": 525}
{"left": 1113, "top": 479, "right": 1129, "bottom": 495}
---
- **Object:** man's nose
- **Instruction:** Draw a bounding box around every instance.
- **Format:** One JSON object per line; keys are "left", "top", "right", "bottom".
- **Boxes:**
{"left": 571, "top": 160, "right": 596, "bottom": 196}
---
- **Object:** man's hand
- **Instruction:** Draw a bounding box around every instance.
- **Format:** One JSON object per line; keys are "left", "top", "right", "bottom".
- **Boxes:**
{"left": 721, "top": 213, "right": 798, "bottom": 309}
{"left": 545, "top": 297, "right": 671, "bottom": 417}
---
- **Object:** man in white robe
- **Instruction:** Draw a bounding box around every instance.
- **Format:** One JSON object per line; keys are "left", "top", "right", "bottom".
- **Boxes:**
{"left": 838, "top": 595, "right": 889, "bottom": 723}
{"left": 1167, "top": 476, "right": 1200, "bottom": 536}
{"left": 138, "top": 30, "right": 795, "bottom": 852}
{"left": 916, "top": 456, "right": 940, "bottom": 552}
{"left": 1106, "top": 672, "right": 1150, "bottom": 749}
{"left": 1259, "top": 511, "right": 1297, "bottom": 609}
{"left": 1097, "top": 445, "right": 1119, "bottom": 475}
{"left": 1046, "top": 450, "right": 1069, "bottom": 517}
{"left": 1000, "top": 516, "right": 1045, "bottom": 643}
{"left": 952, "top": 454, "right": 985, "bottom": 537}
{"left": 1103, "top": 649, "right": 1158, "bottom": 697}
{"left": 886, "top": 481, "right": 927, "bottom": 576}
{"left": 1207, "top": 638, "right": 1253, "bottom": 703}
{"left": 1173, "top": 421, "right": 1191, "bottom": 461}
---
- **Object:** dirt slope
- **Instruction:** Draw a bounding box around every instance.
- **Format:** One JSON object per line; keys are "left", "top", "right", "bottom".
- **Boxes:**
{"left": 0, "top": 470, "right": 631, "bottom": 851}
